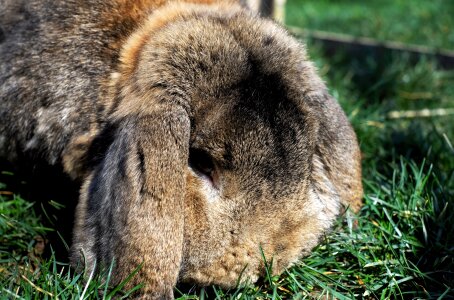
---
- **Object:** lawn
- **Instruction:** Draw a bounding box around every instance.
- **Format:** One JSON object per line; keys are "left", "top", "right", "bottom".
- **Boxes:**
{"left": 1, "top": 1, "right": 454, "bottom": 299}
{"left": 286, "top": 0, "right": 454, "bottom": 50}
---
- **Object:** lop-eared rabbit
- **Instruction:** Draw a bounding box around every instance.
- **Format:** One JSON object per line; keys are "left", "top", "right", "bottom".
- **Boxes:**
{"left": 0, "top": 0, "right": 362, "bottom": 298}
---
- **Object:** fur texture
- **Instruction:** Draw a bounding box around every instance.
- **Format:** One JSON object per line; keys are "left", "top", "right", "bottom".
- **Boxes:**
{"left": 0, "top": 0, "right": 362, "bottom": 298}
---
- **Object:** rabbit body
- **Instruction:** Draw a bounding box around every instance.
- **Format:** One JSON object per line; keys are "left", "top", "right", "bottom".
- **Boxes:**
{"left": 0, "top": 0, "right": 362, "bottom": 298}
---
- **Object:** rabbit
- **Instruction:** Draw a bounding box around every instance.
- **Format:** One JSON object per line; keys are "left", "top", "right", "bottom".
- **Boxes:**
{"left": 0, "top": 0, "right": 363, "bottom": 298}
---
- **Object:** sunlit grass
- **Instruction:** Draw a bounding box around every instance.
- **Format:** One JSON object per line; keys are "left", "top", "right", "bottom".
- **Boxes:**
{"left": 286, "top": 0, "right": 454, "bottom": 49}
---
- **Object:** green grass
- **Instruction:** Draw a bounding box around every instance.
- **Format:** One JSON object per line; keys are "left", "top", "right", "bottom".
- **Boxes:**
{"left": 286, "top": 0, "right": 454, "bottom": 50}
{"left": 0, "top": 190, "right": 142, "bottom": 299}
{"left": 2, "top": 5, "right": 454, "bottom": 299}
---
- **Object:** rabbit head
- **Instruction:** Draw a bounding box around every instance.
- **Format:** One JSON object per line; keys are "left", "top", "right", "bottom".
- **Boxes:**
{"left": 67, "top": 1, "right": 362, "bottom": 297}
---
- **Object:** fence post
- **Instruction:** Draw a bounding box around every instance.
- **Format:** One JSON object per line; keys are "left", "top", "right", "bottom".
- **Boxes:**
{"left": 246, "top": 0, "right": 286, "bottom": 22}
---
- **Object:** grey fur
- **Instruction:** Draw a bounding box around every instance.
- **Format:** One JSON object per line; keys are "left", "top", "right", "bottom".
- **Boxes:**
{"left": 0, "top": 0, "right": 362, "bottom": 298}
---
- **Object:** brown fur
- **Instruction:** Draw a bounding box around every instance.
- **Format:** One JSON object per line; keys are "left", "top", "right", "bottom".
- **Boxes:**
{"left": 0, "top": 0, "right": 362, "bottom": 298}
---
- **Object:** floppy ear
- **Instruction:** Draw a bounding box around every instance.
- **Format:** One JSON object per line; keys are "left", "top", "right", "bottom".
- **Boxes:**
{"left": 71, "top": 104, "right": 190, "bottom": 298}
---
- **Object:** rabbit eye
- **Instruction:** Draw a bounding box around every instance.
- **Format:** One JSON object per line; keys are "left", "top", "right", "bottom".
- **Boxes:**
{"left": 189, "top": 148, "right": 216, "bottom": 185}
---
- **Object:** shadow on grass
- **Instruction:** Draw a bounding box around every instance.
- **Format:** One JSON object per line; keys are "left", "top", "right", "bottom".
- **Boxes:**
{"left": 0, "top": 157, "right": 78, "bottom": 263}
{"left": 387, "top": 124, "right": 454, "bottom": 296}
